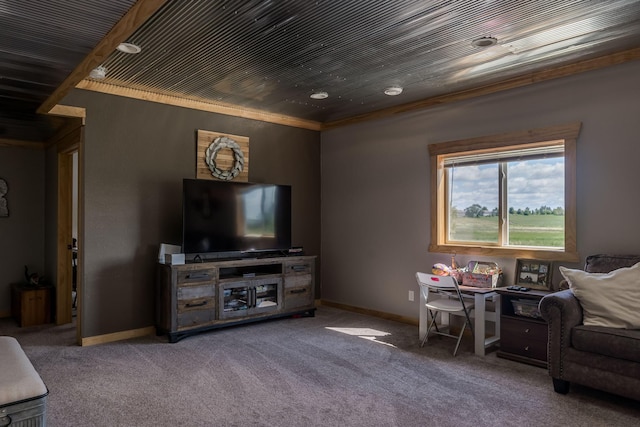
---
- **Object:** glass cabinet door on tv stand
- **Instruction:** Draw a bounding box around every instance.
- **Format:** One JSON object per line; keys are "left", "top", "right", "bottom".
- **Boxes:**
{"left": 219, "top": 277, "right": 283, "bottom": 320}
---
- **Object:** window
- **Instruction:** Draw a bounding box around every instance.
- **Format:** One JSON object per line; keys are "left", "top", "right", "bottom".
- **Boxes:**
{"left": 429, "top": 123, "right": 580, "bottom": 261}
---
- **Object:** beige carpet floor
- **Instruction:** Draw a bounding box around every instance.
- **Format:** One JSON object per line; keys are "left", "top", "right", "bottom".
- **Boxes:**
{"left": 2, "top": 306, "right": 639, "bottom": 426}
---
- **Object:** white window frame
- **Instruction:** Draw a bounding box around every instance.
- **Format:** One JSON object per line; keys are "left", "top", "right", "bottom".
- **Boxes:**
{"left": 428, "top": 122, "right": 581, "bottom": 262}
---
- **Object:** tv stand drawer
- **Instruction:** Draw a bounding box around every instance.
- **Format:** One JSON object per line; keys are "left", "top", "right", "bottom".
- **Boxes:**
{"left": 177, "top": 268, "right": 216, "bottom": 285}
{"left": 177, "top": 309, "right": 215, "bottom": 329}
{"left": 284, "top": 285, "right": 313, "bottom": 310}
{"left": 285, "top": 260, "right": 313, "bottom": 275}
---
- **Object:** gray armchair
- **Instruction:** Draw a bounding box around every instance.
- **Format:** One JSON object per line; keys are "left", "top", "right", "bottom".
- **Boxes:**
{"left": 539, "top": 254, "right": 640, "bottom": 401}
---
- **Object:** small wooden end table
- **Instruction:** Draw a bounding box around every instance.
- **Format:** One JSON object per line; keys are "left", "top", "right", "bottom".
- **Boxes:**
{"left": 11, "top": 283, "right": 54, "bottom": 327}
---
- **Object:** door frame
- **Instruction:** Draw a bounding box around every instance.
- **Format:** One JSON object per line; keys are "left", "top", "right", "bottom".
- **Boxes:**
{"left": 56, "top": 145, "right": 76, "bottom": 325}
{"left": 51, "top": 107, "right": 85, "bottom": 344}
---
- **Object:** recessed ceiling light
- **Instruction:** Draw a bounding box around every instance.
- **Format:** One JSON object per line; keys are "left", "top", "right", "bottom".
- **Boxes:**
{"left": 117, "top": 42, "right": 142, "bottom": 54}
{"left": 471, "top": 37, "right": 498, "bottom": 48}
{"left": 384, "top": 86, "right": 403, "bottom": 96}
{"left": 89, "top": 66, "right": 107, "bottom": 80}
{"left": 310, "top": 91, "right": 329, "bottom": 100}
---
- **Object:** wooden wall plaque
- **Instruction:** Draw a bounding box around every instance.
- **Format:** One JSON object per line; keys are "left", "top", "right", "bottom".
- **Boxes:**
{"left": 196, "top": 130, "right": 249, "bottom": 182}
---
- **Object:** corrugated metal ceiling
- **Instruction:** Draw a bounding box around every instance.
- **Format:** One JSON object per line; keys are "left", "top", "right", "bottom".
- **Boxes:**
{"left": 94, "top": 0, "right": 640, "bottom": 123}
{"left": 0, "top": 0, "right": 138, "bottom": 141}
{"left": 2, "top": 0, "right": 640, "bottom": 141}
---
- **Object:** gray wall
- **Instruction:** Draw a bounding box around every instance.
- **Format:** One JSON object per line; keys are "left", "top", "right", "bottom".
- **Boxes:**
{"left": 4, "top": 59, "right": 638, "bottom": 334}
{"left": 61, "top": 90, "right": 321, "bottom": 337}
{"left": 44, "top": 144, "right": 59, "bottom": 307}
{"left": 321, "top": 60, "right": 640, "bottom": 320}
{"left": 0, "top": 146, "right": 46, "bottom": 314}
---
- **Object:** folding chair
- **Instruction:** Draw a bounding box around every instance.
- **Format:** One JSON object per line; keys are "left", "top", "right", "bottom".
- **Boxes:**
{"left": 416, "top": 272, "right": 475, "bottom": 356}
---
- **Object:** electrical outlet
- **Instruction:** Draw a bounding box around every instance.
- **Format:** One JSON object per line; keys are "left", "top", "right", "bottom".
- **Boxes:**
{"left": 408, "top": 290, "right": 415, "bottom": 302}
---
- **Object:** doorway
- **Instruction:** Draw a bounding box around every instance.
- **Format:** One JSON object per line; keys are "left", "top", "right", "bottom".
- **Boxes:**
{"left": 55, "top": 118, "right": 83, "bottom": 344}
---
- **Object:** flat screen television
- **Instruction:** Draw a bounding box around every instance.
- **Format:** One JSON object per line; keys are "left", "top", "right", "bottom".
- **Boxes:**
{"left": 182, "top": 179, "right": 292, "bottom": 256}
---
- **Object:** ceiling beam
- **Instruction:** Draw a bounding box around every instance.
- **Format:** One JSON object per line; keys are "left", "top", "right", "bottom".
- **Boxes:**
{"left": 75, "top": 80, "right": 323, "bottom": 131}
{"left": 48, "top": 105, "right": 86, "bottom": 124}
{"left": 37, "top": 0, "right": 169, "bottom": 115}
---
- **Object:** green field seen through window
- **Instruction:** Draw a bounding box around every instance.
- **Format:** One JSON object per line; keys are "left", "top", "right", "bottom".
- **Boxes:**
{"left": 449, "top": 213, "right": 564, "bottom": 247}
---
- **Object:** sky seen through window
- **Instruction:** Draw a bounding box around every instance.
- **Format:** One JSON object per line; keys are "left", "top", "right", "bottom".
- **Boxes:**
{"left": 449, "top": 158, "right": 564, "bottom": 212}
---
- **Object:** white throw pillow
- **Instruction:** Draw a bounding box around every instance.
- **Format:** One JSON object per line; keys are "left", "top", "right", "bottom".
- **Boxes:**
{"left": 559, "top": 262, "right": 640, "bottom": 329}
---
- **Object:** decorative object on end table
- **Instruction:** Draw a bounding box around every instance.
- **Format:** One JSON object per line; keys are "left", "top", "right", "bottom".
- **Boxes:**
{"left": 515, "top": 258, "right": 552, "bottom": 290}
{"left": 462, "top": 260, "right": 503, "bottom": 288}
{"left": 24, "top": 265, "right": 42, "bottom": 286}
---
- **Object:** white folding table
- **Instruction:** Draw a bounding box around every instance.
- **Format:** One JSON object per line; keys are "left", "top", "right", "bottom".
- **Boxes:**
{"left": 419, "top": 285, "right": 501, "bottom": 356}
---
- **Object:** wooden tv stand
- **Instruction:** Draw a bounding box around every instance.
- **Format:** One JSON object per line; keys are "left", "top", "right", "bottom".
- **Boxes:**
{"left": 156, "top": 255, "right": 316, "bottom": 343}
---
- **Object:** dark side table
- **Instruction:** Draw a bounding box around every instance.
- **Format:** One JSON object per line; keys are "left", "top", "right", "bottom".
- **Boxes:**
{"left": 11, "top": 283, "right": 54, "bottom": 327}
{"left": 496, "top": 288, "right": 551, "bottom": 368}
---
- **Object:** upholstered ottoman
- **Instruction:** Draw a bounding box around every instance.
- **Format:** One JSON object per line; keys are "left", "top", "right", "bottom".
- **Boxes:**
{"left": 0, "top": 337, "right": 48, "bottom": 426}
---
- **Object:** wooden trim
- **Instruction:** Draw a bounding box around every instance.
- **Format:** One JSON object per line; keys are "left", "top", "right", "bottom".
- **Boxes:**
{"left": 564, "top": 137, "right": 578, "bottom": 256}
{"left": 0, "top": 309, "right": 11, "bottom": 319}
{"left": 56, "top": 151, "right": 74, "bottom": 325}
{"left": 48, "top": 105, "right": 87, "bottom": 122}
{"left": 324, "top": 48, "right": 640, "bottom": 130}
{"left": 46, "top": 118, "right": 84, "bottom": 151}
{"left": 0, "top": 106, "right": 85, "bottom": 150}
{"left": 53, "top": 115, "right": 83, "bottom": 327}
{"left": 429, "top": 122, "right": 581, "bottom": 263}
{"left": 196, "top": 130, "right": 250, "bottom": 181}
{"left": 81, "top": 326, "right": 156, "bottom": 347}
{"left": 432, "top": 153, "right": 445, "bottom": 251}
{"left": 75, "top": 80, "right": 323, "bottom": 131}
{"left": 37, "top": 0, "right": 169, "bottom": 114}
{"left": 427, "top": 244, "right": 578, "bottom": 262}
{"left": 0, "top": 138, "right": 44, "bottom": 150}
{"left": 320, "top": 300, "right": 418, "bottom": 327}
{"left": 76, "top": 129, "right": 85, "bottom": 345}
{"left": 428, "top": 122, "right": 581, "bottom": 156}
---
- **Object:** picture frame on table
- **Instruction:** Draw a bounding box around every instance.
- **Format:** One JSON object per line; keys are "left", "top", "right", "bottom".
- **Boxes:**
{"left": 515, "top": 259, "right": 552, "bottom": 290}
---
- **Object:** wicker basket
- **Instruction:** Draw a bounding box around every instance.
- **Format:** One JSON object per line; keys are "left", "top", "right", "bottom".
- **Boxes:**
{"left": 461, "top": 261, "right": 503, "bottom": 288}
